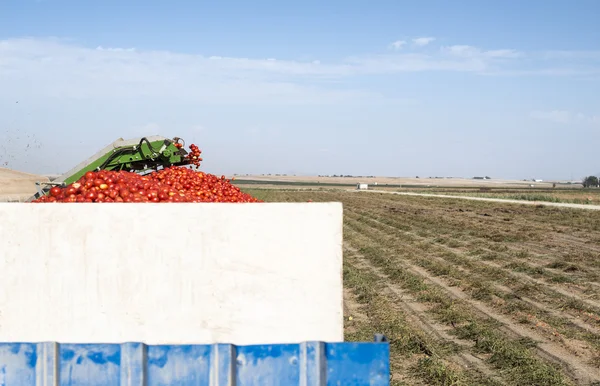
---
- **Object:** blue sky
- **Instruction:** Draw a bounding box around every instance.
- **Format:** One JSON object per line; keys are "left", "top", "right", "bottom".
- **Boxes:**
{"left": 0, "top": 0, "right": 599, "bottom": 180}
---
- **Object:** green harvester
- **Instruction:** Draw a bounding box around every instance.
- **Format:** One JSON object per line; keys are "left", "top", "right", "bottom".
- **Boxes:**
{"left": 28, "top": 135, "right": 194, "bottom": 201}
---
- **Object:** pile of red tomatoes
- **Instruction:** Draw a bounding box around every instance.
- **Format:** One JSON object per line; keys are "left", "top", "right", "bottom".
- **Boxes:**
{"left": 33, "top": 144, "right": 261, "bottom": 203}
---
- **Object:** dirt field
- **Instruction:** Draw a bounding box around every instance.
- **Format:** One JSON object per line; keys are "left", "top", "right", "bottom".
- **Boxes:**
{"left": 238, "top": 175, "right": 566, "bottom": 188}
{"left": 246, "top": 188, "right": 600, "bottom": 386}
{"left": 0, "top": 167, "right": 48, "bottom": 202}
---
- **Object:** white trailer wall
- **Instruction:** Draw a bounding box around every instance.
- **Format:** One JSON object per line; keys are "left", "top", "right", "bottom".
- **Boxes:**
{"left": 0, "top": 203, "right": 343, "bottom": 345}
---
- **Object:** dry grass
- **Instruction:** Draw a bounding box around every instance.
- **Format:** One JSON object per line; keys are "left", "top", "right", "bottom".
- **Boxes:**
{"left": 392, "top": 188, "right": 600, "bottom": 205}
{"left": 246, "top": 188, "right": 600, "bottom": 386}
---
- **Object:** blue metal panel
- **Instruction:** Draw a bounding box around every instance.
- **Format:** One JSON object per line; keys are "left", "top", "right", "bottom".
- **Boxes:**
{"left": 0, "top": 341, "right": 389, "bottom": 385}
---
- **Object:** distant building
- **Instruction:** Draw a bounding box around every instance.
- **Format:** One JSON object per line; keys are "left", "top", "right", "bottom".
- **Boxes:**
{"left": 357, "top": 183, "right": 368, "bottom": 190}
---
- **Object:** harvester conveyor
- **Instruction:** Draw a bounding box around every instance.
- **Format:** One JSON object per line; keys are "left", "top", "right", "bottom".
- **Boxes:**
{"left": 28, "top": 135, "right": 192, "bottom": 201}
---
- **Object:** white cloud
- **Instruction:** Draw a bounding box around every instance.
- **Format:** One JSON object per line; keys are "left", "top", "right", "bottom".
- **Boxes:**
{"left": 484, "top": 49, "right": 521, "bottom": 58}
{"left": 390, "top": 40, "right": 406, "bottom": 50}
{"left": 529, "top": 110, "right": 600, "bottom": 124}
{"left": 347, "top": 53, "right": 488, "bottom": 73}
{"left": 0, "top": 38, "right": 371, "bottom": 105}
{"left": 443, "top": 45, "right": 479, "bottom": 57}
{"left": 0, "top": 37, "right": 597, "bottom": 107}
{"left": 412, "top": 37, "right": 435, "bottom": 46}
{"left": 529, "top": 110, "right": 571, "bottom": 123}
{"left": 442, "top": 45, "right": 520, "bottom": 59}
{"left": 541, "top": 50, "right": 600, "bottom": 60}
{"left": 96, "top": 46, "right": 136, "bottom": 52}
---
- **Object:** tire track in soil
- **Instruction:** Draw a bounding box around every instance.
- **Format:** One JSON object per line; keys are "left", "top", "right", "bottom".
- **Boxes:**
{"left": 343, "top": 242, "right": 504, "bottom": 384}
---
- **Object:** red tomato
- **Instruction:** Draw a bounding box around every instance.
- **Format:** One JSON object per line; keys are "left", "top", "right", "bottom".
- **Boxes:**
{"left": 65, "top": 186, "right": 77, "bottom": 196}
{"left": 86, "top": 191, "right": 97, "bottom": 200}
{"left": 49, "top": 187, "right": 62, "bottom": 197}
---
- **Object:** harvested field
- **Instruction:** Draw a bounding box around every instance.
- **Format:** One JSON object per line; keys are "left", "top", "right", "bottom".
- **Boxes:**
{"left": 237, "top": 175, "right": 560, "bottom": 188}
{"left": 246, "top": 188, "right": 600, "bottom": 386}
{"left": 392, "top": 188, "right": 600, "bottom": 206}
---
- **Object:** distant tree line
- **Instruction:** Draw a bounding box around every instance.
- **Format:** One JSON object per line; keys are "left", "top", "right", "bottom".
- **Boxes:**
{"left": 583, "top": 176, "right": 599, "bottom": 188}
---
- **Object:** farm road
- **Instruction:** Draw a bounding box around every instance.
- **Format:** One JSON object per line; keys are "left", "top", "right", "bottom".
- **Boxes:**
{"left": 355, "top": 190, "right": 600, "bottom": 211}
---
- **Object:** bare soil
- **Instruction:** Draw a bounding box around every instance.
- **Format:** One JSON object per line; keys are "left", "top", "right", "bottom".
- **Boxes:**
{"left": 0, "top": 167, "right": 48, "bottom": 201}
